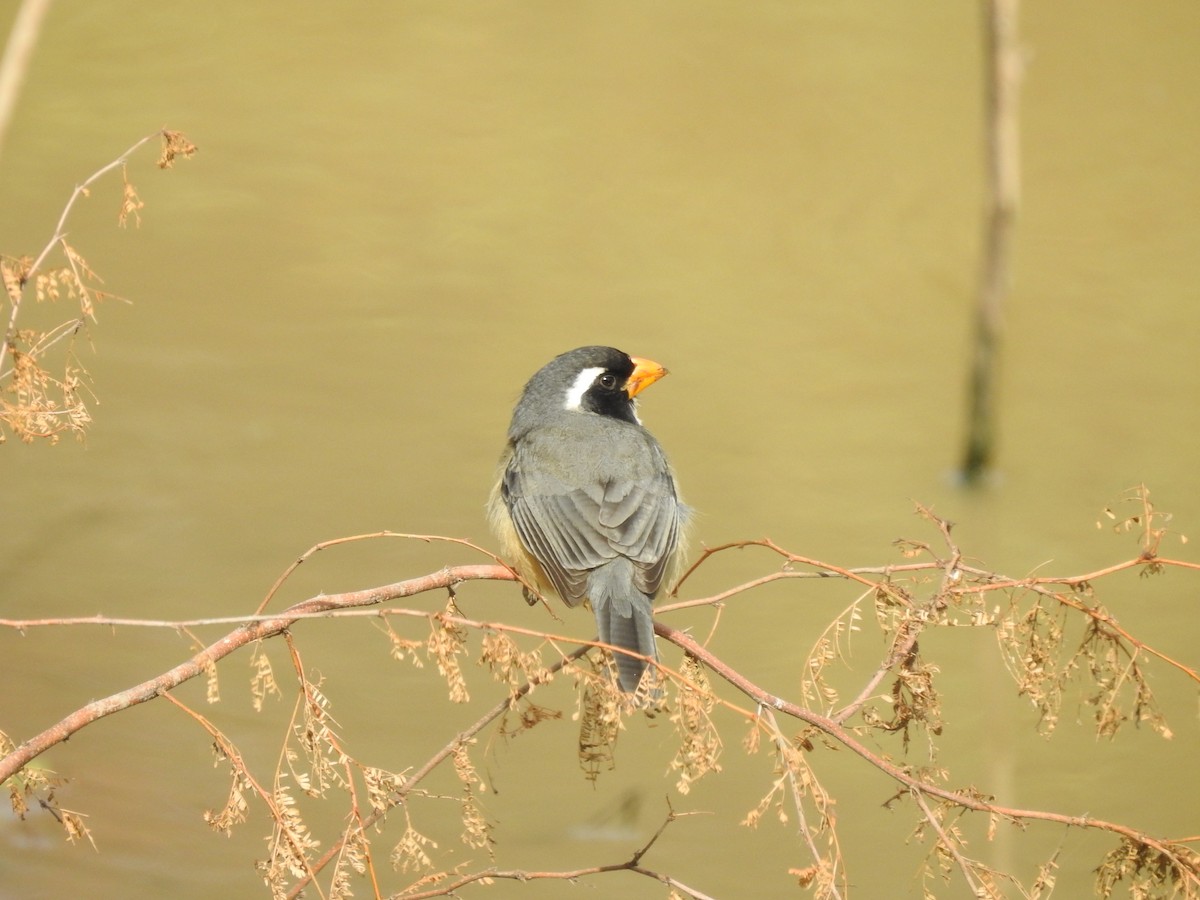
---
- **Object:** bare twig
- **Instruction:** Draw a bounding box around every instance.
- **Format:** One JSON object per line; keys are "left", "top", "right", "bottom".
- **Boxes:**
{"left": 385, "top": 806, "right": 719, "bottom": 900}
{"left": 390, "top": 862, "right": 716, "bottom": 900}
{"left": 255, "top": 530, "right": 534, "bottom": 616}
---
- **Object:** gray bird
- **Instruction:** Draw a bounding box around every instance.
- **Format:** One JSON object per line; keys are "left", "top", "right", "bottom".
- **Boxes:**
{"left": 489, "top": 346, "right": 685, "bottom": 693}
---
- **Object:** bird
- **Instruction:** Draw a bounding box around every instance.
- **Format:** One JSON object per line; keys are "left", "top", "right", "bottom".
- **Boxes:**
{"left": 489, "top": 346, "right": 685, "bottom": 694}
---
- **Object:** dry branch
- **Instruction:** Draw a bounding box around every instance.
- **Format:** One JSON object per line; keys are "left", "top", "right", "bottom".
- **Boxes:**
{"left": 2, "top": 495, "right": 1197, "bottom": 898}
{"left": 1, "top": 128, "right": 195, "bottom": 443}
{"left": 0, "top": 564, "right": 514, "bottom": 785}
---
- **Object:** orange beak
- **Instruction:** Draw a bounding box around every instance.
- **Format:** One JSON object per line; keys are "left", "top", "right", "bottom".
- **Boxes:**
{"left": 625, "top": 356, "right": 669, "bottom": 398}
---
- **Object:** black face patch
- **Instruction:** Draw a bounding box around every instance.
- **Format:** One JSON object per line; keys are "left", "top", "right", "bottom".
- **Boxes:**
{"left": 513, "top": 346, "right": 647, "bottom": 441}
{"left": 581, "top": 361, "right": 639, "bottom": 423}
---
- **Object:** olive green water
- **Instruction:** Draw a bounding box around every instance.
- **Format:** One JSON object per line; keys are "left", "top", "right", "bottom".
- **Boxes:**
{"left": 1, "top": 2, "right": 1198, "bottom": 898}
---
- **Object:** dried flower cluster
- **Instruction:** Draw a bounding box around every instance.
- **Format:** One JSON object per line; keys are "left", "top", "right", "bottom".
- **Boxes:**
{"left": 1, "top": 129, "right": 194, "bottom": 444}
{"left": 1, "top": 728, "right": 95, "bottom": 849}
{"left": 668, "top": 653, "right": 722, "bottom": 794}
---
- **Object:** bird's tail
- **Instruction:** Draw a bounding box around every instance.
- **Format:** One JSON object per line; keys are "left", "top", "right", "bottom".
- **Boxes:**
{"left": 589, "top": 559, "right": 658, "bottom": 693}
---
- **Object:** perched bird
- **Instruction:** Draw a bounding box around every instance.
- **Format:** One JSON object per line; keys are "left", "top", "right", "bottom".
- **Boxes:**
{"left": 489, "top": 346, "right": 685, "bottom": 693}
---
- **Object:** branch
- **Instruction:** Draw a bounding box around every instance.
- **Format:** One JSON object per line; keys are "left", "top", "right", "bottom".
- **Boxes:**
{"left": 1, "top": 128, "right": 195, "bottom": 445}
{"left": 954, "top": 558, "right": 1200, "bottom": 685}
{"left": 388, "top": 806, "right": 717, "bottom": 900}
{"left": 286, "top": 641, "right": 592, "bottom": 899}
{"left": 911, "top": 790, "right": 993, "bottom": 898}
{"left": 0, "top": 564, "right": 515, "bottom": 785}
{"left": 394, "top": 863, "right": 716, "bottom": 900}
{"left": 668, "top": 537, "right": 931, "bottom": 603}
{"left": 3, "top": 521, "right": 1196, "bottom": 896}
{"left": 162, "top": 691, "right": 329, "bottom": 900}
{"left": 23, "top": 131, "right": 161, "bottom": 279}
{"left": 663, "top": 532, "right": 1199, "bottom": 692}
{"left": 658, "top": 621, "right": 1200, "bottom": 890}
{"left": 254, "top": 530, "right": 529, "bottom": 616}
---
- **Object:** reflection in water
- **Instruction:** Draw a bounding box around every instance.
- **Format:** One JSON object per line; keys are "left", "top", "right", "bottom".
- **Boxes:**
{"left": 567, "top": 787, "right": 645, "bottom": 843}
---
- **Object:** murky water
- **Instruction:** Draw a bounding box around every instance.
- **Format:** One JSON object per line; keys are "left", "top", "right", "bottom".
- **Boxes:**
{"left": 2, "top": 2, "right": 1198, "bottom": 897}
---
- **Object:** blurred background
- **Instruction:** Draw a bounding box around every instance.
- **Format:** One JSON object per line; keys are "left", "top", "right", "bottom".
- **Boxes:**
{"left": 1, "top": 1, "right": 1197, "bottom": 897}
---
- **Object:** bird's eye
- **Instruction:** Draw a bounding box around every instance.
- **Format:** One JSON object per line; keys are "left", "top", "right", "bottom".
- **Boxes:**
{"left": 597, "top": 373, "right": 618, "bottom": 391}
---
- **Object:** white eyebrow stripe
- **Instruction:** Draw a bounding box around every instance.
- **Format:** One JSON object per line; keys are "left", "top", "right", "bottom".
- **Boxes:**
{"left": 563, "top": 367, "right": 605, "bottom": 410}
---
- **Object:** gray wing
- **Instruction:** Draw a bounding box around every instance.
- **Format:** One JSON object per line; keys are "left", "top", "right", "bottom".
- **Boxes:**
{"left": 502, "top": 440, "right": 680, "bottom": 607}
{"left": 595, "top": 473, "right": 680, "bottom": 596}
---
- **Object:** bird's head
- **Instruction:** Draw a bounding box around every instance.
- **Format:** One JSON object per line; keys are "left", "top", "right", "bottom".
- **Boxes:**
{"left": 510, "top": 346, "right": 668, "bottom": 435}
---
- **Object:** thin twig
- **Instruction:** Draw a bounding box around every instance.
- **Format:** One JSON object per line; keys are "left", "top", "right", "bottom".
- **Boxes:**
{"left": 386, "top": 807, "right": 718, "bottom": 900}
{"left": 287, "top": 642, "right": 593, "bottom": 898}
{"left": 0, "top": 128, "right": 177, "bottom": 381}
{"left": 911, "top": 790, "right": 991, "bottom": 899}
{"left": 161, "top": 691, "right": 329, "bottom": 900}
{"left": 391, "top": 863, "right": 717, "bottom": 900}
{"left": 761, "top": 708, "right": 846, "bottom": 899}
{"left": 255, "top": 531, "right": 526, "bottom": 615}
